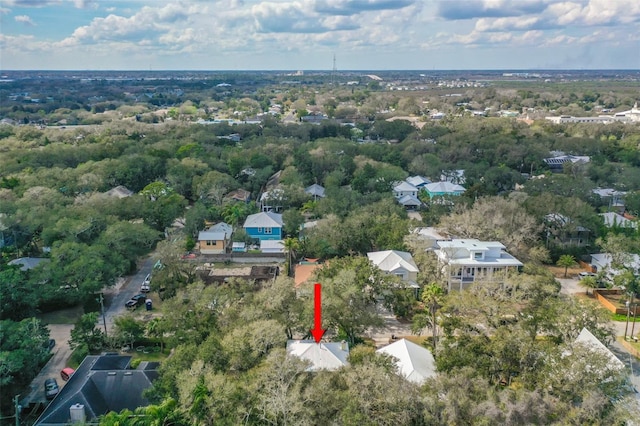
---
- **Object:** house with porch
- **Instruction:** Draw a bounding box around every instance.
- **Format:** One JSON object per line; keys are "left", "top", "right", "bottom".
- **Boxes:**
{"left": 435, "top": 239, "right": 523, "bottom": 291}
{"left": 243, "top": 212, "right": 283, "bottom": 242}
{"left": 392, "top": 181, "right": 422, "bottom": 209}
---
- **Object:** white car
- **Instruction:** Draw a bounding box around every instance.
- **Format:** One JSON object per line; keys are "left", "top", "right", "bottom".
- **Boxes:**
{"left": 578, "top": 272, "right": 596, "bottom": 278}
{"left": 141, "top": 274, "right": 151, "bottom": 293}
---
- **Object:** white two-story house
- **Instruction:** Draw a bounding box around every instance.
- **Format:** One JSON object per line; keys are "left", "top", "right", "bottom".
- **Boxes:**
{"left": 435, "top": 239, "right": 523, "bottom": 291}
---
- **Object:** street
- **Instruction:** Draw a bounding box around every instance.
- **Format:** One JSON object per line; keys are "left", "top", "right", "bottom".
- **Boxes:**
{"left": 21, "top": 257, "right": 156, "bottom": 407}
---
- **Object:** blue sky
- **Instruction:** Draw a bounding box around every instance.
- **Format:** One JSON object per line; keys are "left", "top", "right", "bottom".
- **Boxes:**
{"left": 1, "top": 0, "right": 639, "bottom": 70}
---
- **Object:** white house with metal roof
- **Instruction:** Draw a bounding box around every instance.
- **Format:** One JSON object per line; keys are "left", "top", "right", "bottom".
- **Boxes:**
{"left": 435, "top": 239, "right": 523, "bottom": 291}
{"left": 393, "top": 181, "right": 419, "bottom": 199}
{"left": 376, "top": 338, "right": 436, "bottom": 384}
{"left": 286, "top": 340, "right": 349, "bottom": 371}
{"left": 367, "top": 250, "right": 419, "bottom": 288}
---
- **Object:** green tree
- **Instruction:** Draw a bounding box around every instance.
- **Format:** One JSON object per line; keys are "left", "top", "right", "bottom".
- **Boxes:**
{"left": 556, "top": 254, "right": 577, "bottom": 278}
{"left": 70, "top": 312, "right": 105, "bottom": 352}
{"left": 412, "top": 283, "right": 445, "bottom": 351}
{"left": 113, "top": 315, "right": 145, "bottom": 350}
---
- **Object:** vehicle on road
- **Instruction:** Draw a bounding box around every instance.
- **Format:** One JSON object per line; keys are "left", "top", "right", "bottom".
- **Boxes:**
{"left": 44, "top": 378, "right": 59, "bottom": 399}
{"left": 60, "top": 368, "right": 74, "bottom": 382}
{"left": 125, "top": 294, "right": 147, "bottom": 310}
{"left": 47, "top": 339, "right": 56, "bottom": 351}
{"left": 141, "top": 274, "right": 151, "bottom": 293}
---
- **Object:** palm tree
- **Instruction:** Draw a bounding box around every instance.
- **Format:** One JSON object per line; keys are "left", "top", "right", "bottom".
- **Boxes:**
{"left": 282, "top": 237, "right": 300, "bottom": 277}
{"left": 412, "top": 283, "right": 445, "bottom": 352}
{"left": 556, "top": 254, "right": 577, "bottom": 278}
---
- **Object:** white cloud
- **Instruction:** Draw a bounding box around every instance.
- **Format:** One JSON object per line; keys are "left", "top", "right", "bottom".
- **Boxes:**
{"left": 14, "top": 14, "right": 36, "bottom": 25}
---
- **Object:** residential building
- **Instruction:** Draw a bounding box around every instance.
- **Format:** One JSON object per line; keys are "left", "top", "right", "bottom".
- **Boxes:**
{"left": 7, "top": 257, "right": 50, "bottom": 271}
{"left": 435, "top": 239, "right": 523, "bottom": 291}
{"left": 412, "top": 227, "right": 449, "bottom": 250}
{"left": 544, "top": 213, "right": 590, "bottom": 247}
{"left": 367, "top": 250, "right": 419, "bottom": 289}
{"left": 286, "top": 340, "right": 349, "bottom": 371}
{"left": 405, "top": 175, "right": 431, "bottom": 189}
{"left": 589, "top": 253, "right": 640, "bottom": 280}
{"left": 376, "top": 338, "right": 436, "bottom": 385}
{"left": 259, "top": 187, "right": 285, "bottom": 212}
{"left": 225, "top": 188, "right": 251, "bottom": 203}
{"left": 572, "top": 328, "right": 624, "bottom": 370}
{"left": 424, "top": 181, "right": 465, "bottom": 199}
{"left": 259, "top": 239, "right": 284, "bottom": 253}
{"left": 600, "top": 212, "right": 637, "bottom": 229}
{"left": 294, "top": 258, "right": 323, "bottom": 288}
{"left": 304, "top": 184, "right": 325, "bottom": 200}
{"left": 396, "top": 194, "right": 422, "bottom": 210}
{"left": 543, "top": 153, "right": 590, "bottom": 172}
{"left": 592, "top": 188, "right": 626, "bottom": 212}
{"left": 35, "top": 354, "right": 158, "bottom": 425}
{"left": 243, "top": 212, "right": 283, "bottom": 242}
{"left": 103, "top": 185, "right": 133, "bottom": 198}
{"left": 197, "top": 222, "right": 233, "bottom": 254}
{"left": 392, "top": 181, "right": 419, "bottom": 199}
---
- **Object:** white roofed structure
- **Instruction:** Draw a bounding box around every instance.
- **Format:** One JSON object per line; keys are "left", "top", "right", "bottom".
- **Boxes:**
{"left": 243, "top": 212, "right": 283, "bottom": 228}
{"left": 376, "top": 339, "right": 436, "bottom": 384}
{"left": 286, "top": 340, "right": 349, "bottom": 371}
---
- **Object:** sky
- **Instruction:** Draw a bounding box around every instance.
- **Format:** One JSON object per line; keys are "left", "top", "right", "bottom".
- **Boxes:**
{"left": 1, "top": 0, "right": 639, "bottom": 70}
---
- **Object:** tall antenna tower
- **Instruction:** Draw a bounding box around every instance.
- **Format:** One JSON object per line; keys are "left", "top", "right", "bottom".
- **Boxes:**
{"left": 332, "top": 53, "right": 336, "bottom": 85}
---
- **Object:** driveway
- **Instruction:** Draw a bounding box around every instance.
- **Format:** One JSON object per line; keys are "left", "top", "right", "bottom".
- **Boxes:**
{"left": 366, "top": 304, "right": 413, "bottom": 348}
{"left": 101, "top": 257, "right": 156, "bottom": 334}
{"left": 23, "top": 324, "right": 73, "bottom": 405}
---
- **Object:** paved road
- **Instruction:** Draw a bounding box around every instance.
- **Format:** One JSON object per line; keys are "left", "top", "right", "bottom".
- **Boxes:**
{"left": 23, "top": 324, "right": 73, "bottom": 405}
{"left": 22, "top": 257, "right": 156, "bottom": 406}
{"left": 102, "top": 257, "right": 155, "bottom": 333}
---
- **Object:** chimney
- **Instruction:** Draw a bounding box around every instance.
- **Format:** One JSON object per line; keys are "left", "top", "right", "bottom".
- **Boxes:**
{"left": 340, "top": 340, "right": 347, "bottom": 351}
{"left": 69, "top": 403, "right": 86, "bottom": 423}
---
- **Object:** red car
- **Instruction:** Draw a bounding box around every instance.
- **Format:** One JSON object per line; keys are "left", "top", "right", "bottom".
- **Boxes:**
{"left": 60, "top": 367, "right": 75, "bottom": 381}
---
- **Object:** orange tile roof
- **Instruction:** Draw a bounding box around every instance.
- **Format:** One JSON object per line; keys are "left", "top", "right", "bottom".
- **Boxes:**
{"left": 294, "top": 263, "right": 322, "bottom": 288}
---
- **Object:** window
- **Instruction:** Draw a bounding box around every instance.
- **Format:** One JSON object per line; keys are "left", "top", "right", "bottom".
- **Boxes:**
{"left": 473, "top": 252, "right": 483, "bottom": 260}
{"left": 264, "top": 227, "right": 272, "bottom": 234}
{"left": 206, "top": 240, "right": 217, "bottom": 246}
{"left": 257, "top": 227, "right": 262, "bottom": 233}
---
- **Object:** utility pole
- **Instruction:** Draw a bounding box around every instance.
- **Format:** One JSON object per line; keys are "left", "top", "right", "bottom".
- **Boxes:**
{"left": 625, "top": 300, "right": 631, "bottom": 340}
{"left": 631, "top": 303, "right": 638, "bottom": 340}
{"left": 14, "top": 394, "right": 20, "bottom": 426}
{"left": 98, "top": 293, "right": 107, "bottom": 336}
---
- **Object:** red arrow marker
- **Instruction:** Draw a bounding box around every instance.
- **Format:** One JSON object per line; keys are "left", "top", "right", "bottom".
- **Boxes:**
{"left": 310, "top": 283, "right": 326, "bottom": 343}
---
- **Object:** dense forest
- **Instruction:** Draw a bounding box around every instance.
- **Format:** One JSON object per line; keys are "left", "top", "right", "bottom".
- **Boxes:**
{"left": 2, "top": 74, "right": 640, "bottom": 423}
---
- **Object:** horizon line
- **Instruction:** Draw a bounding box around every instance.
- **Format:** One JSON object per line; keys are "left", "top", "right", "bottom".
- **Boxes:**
{"left": 1, "top": 68, "right": 639, "bottom": 72}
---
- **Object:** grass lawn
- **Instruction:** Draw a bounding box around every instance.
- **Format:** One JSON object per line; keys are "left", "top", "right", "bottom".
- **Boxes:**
{"left": 37, "top": 305, "right": 84, "bottom": 325}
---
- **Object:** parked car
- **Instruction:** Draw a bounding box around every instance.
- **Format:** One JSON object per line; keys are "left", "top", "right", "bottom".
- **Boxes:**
{"left": 44, "top": 378, "right": 59, "bottom": 399}
{"left": 578, "top": 272, "right": 596, "bottom": 278}
{"left": 141, "top": 274, "right": 151, "bottom": 293}
{"left": 125, "top": 294, "right": 147, "bottom": 309}
{"left": 47, "top": 339, "right": 56, "bottom": 351}
{"left": 60, "top": 367, "right": 75, "bottom": 381}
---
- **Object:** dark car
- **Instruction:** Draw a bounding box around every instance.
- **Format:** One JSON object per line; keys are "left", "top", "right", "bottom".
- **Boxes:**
{"left": 125, "top": 294, "right": 147, "bottom": 309}
{"left": 45, "top": 378, "right": 59, "bottom": 399}
{"left": 46, "top": 339, "right": 56, "bottom": 351}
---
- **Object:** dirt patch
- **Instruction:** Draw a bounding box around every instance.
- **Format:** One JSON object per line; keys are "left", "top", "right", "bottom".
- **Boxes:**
{"left": 546, "top": 265, "right": 585, "bottom": 279}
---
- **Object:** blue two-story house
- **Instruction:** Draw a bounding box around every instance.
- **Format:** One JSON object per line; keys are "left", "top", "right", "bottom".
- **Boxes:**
{"left": 243, "top": 212, "right": 283, "bottom": 242}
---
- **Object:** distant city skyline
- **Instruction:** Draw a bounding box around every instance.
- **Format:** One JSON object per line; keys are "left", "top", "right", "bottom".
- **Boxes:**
{"left": 1, "top": 0, "right": 639, "bottom": 71}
